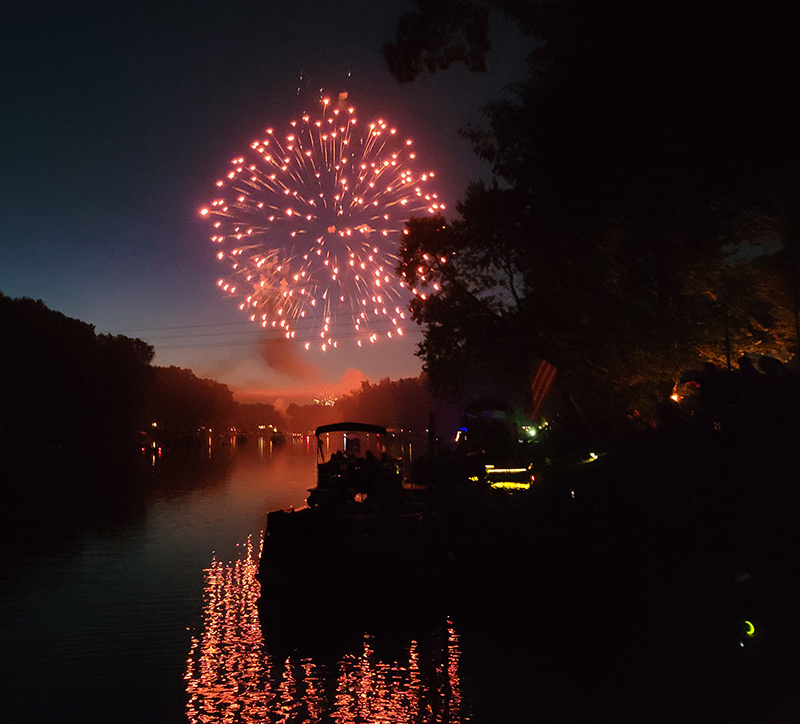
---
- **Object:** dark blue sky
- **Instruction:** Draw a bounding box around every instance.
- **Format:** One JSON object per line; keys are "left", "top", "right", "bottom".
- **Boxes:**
{"left": 1, "top": 0, "right": 529, "bottom": 405}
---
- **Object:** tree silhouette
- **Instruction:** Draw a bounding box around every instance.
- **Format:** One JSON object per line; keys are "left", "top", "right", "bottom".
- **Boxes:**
{"left": 389, "top": 0, "right": 800, "bottom": 427}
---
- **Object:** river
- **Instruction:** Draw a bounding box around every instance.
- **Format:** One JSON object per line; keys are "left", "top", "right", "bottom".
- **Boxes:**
{"left": 0, "top": 438, "right": 471, "bottom": 724}
{"left": 4, "top": 435, "right": 795, "bottom": 724}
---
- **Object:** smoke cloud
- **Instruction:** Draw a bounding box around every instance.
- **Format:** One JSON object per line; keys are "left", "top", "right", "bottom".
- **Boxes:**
{"left": 234, "top": 367, "right": 368, "bottom": 405}
{"left": 259, "top": 338, "right": 321, "bottom": 381}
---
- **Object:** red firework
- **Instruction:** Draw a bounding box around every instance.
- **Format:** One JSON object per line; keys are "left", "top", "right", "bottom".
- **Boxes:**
{"left": 200, "top": 94, "right": 444, "bottom": 351}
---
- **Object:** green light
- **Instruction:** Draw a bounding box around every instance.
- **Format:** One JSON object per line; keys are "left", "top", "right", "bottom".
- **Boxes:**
{"left": 744, "top": 620, "right": 755, "bottom": 636}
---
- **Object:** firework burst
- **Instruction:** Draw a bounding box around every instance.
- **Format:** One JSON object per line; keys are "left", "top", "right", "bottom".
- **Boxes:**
{"left": 200, "top": 94, "right": 444, "bottom": 351}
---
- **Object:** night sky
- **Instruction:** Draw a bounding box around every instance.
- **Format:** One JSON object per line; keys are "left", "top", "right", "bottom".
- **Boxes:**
{"left": 1, "top": 0, "right": 528, "bottom": 406}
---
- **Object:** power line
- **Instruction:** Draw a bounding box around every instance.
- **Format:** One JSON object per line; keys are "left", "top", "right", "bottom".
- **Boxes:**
{"left": 156, "top": 339, "right": 264, "bottom": 350}
{"left": 111, "top": 317, "right": 413, "bottom": 348}
{"left": 107, "top": 321, "right": 253, "bottom": 334}
{"left": 144, "top": 329, "right": 273, "bottom": 341}
{"left": 152, "top": 326, "right": 416, "bottom": 350}
{"left": 110, "top": 315, "right": 410, "bottom": 338}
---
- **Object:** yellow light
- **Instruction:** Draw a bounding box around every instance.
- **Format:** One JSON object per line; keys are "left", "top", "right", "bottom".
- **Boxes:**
{"left": 744, "top": 620, "right": 756, "bottom": 636}
{"left": 485, "top": 465, "right": 527, "bottom": 474}
{"left": 490, "top": 481, "right": 531, "bottom": 490}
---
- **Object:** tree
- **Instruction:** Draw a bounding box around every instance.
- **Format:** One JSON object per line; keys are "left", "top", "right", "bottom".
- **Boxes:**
{"left": 384, "top": 0, "right": 491, "bottom": 82}
{"left": 397, "top": 209, "right": 532, "bottom": 407}
{"left": 388, "top": 0, "right": 800, "bottom": 428}
{"left": 145, "top": 366, "right": 235, "bottom": 437}
{"left": 0, "top": 293, "right": 155, "bottom": 448}
{"left": 234, "top": 403, "right": 287, "bottom": 431}
{"left": 285, "top": 402, "right": 337, "bottom": 434}
{"left": 335, "top": 375, "right": 458, "bottom": 432}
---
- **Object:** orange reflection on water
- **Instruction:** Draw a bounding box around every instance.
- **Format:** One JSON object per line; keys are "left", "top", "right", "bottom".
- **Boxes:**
{"left": 185, "top": 537, "right": 467, "bottom": 723}
{"left": 185, "top": 536, "right": 275, "bottom": 722}
{"left": 333, "top": 629, "right": 466, "bottom": 724}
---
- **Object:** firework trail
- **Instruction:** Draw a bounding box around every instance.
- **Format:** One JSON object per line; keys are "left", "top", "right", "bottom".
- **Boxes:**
{"left": 200, "top": 94, "right": 444, "bottom": 351}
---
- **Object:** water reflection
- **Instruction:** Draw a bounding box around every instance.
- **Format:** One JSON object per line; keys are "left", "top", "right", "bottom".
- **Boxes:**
{"left": 185, "top": 538, "right": 468, "bottom": 723}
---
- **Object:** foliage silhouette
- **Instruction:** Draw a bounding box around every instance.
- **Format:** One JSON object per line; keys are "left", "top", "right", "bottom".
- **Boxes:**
{"left": 388, "top": 0, "right": 800, "bottom": 429}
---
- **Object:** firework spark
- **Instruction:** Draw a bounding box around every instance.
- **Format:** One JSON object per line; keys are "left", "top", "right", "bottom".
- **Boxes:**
{"left": 200, "top": 94, "right": 444, "bottom": 351}
{"left": 314, "top": 393, "right": 338, "bottom": 407}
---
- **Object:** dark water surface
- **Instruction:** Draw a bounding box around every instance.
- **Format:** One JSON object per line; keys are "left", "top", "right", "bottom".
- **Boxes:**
{"left": 0, "top": 440, "right": 468, "bottom": 724}
{"left": 6, "top": 435, "right": 800, "bottom": 723}
{"left": 0, "top": 439, "right": 308, "bottom": 722}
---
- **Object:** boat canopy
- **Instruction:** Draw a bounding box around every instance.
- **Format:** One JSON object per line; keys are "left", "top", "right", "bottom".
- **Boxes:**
{"left": 314, "top": 422, "right": 388, "bottom": 437}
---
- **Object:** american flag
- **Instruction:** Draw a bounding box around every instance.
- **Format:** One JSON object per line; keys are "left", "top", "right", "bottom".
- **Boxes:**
{"left": 530, "top": 359, "right": 557, "bottom": 419}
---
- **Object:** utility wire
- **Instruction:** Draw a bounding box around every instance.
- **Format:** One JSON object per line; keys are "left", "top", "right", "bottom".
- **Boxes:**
{"left": 107, "top": 321, "right": 252, "bottom": 334}
{"left": 155, "top": 327, "right": 414, "bottom": 350}
{"left": 110, "top": 317, "right": 408, "bottom": 337}
{"left": 111, "top": 316, "right": 413, "bottom": 348}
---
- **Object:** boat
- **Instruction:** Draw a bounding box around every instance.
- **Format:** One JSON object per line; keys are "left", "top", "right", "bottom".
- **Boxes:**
{"left": 269, "top": 430, "right": 287, "bottom": 446}
{"left": 306, "top": 422, "right": 419, "bottom": 511}
{"left": 257, "top": 423, "right": 433, "bottom": 597}
{"left": 256, "top": 424, "right": 448, "bottom": 652}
